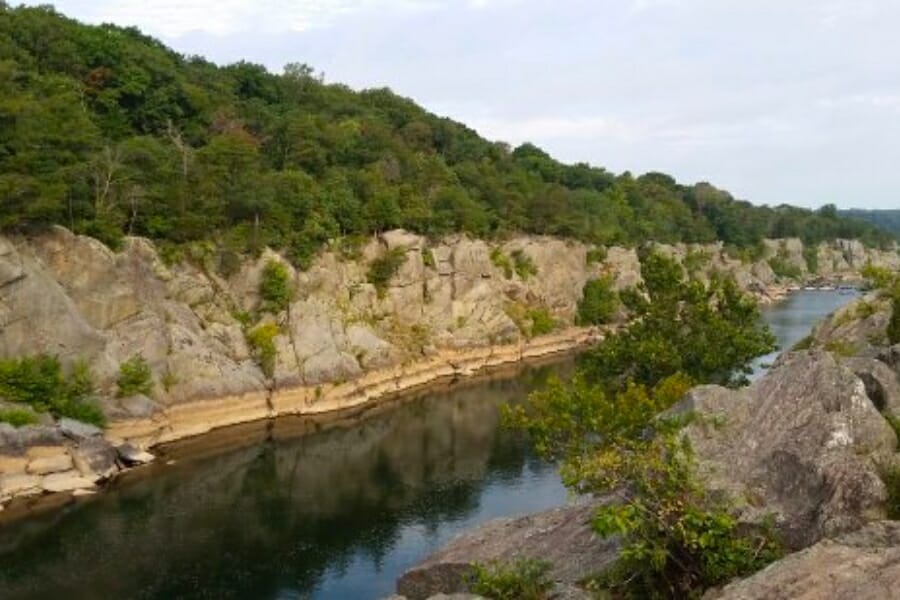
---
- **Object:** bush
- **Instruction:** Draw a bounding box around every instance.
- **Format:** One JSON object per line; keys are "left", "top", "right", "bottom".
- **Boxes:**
{"left": 246, "top": 323, "right": 279, "bottom": 378}
{"left": 367, "top": 247, "right": 408, "bottom": 297}
{"left": 491, "top": 247, "right": 513, "bottom": 279}
{"left": 422, "top": 248, "right": 436, "bottom": 268}
{"left": 511, "top": 249, "right": 538, "bottom": 279}
{"left": 259, "top": 260, "right": 294, "bottom": 314}
{"left": 802, "top": 245, "right": 819, "bottom": 274}
{"left": 768, "top": 255, "right": 802, "bottom": 280}
{"left": 528, "top": 308, "right": 556, "bottom": 337}
{"left": 586, "top": 247, "right": 607, "bottom": 265}
{"left": 469, "top": 559, "right": 552, "bottom": 600}
{"left": 117, "top": 355, "right": 154, "bottom": 397}
{"left": 880, "top": 463, "right": 900, "bottom": 520}
{"left": 0, "top": 407, "right": 38, "bottom": 427}
{"left": 577, "top": 276, "right": 618, "bottom": 325}
{"left": 889, "top": 294, "right": 900, "bottom": 346}
{"left": 0, "top": 355, "right": 105, "bottom": 426}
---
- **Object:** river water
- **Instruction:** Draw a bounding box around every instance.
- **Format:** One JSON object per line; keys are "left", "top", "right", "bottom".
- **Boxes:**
{"left": 0, "top": 290, "right": 855, "bottom": 600}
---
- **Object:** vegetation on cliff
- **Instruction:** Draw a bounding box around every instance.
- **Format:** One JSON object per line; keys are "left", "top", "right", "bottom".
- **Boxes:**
{"left": 0, "top": 355, "right": 105, "bottom": 426}
{"left": 0, "top": 4, "right": 894, "bottom": 270}
{"left": 507, "top": 253, "right": 780, "bottom": 598}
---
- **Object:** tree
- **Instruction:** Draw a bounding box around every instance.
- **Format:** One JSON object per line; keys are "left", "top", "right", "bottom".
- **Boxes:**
{"left": 505, "top": 251, "right": 781, "bottom": 598}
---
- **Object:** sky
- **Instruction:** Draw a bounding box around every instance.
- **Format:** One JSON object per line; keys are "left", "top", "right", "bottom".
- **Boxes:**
{"left": 20, "top": 0, "right": 900, "bottom": 210}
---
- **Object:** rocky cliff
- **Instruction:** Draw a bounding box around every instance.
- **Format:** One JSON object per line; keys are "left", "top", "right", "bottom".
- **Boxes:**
{"left": 0, "top": 228, "right": 897, "bottom": 511}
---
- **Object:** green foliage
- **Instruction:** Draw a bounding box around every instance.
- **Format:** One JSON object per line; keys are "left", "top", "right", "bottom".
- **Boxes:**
{"left": 511, "top": 249, "right": 538, "bottom": 279}
{"left": 367, "top": 247, "right": 408, "bottom": 297}
{"left": 823, "top": 339, "right": 859, "bottom": 358}
{"left": 491, "top": 247, "right": 513, "bottom": 279}
{"left": 583, "top": 252, "right": 776, "bottom": 390}
{"left": 802, "top": 245, "right": 819, "bottom": 274}
{"left": 880, "top": 463, "right": 900, "bottom": 520}
{"left": 468, "top": 559, "right": 552, "bottom": 600}
{"left": 506, "top": 250, "right": 781, "bottom": 597}
{"left": 577, "top": 276, "right": 618, "bottom": 325}
{"left": 682, "top": 249, "right": 711, "bottom": 275}
{"left": 767, "top": 253, "right": 802, "bottom": 280}
{"left": 889, "top": 294, "right": 900, "bottom": 346}
{"left": 861, "top": 263, "right": 897, "bottom": 291}
{"left": 527, "top": 308, "right": 555, "bottom": 337}
{"left": 116, "top": 355, "right": 154, "bottom": 397}
{"left": 791, "top": 335, "right": 813, "bottom": 351}
{"left": 586, "top": 246, "right": 607, "bottom": 264}
{"left": 259, "top": 260, "right": 293, "bottom": 314}
{"left": 0, "top": 355, "right": 105, "bottom": 426}
{"left": 422, "top": 247, "right": 436, "bottom": 268}
{"left": 0, "top": 407, "right": 39, "bottom": 427}
{"left": 0, "top": 5, "right": 891, "bottom": 264}
{"left": 246, "top": 323, "right": 279, "bottom": 378}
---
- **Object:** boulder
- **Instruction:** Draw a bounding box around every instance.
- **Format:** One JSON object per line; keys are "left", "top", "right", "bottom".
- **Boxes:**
{"left": 59, "top": 417, "right": 103, "bottom": 440}
{"left": 71, "top": 438, "right": 118, "bottom": 480}
{"left": 115, "top": 442, "right": 155, "bottom": 465}
{"left": 710, "top": 521, "right": 900, "bottom": 600}
{"left": 841, "top": 356, "right": 900, "bottom": 417}
{"left": 396, "top": 501, "right": 615, "bottom": 600}
{"left": 678, "top": 351, "right": 897, "bottom": 549}
{"left": 40, "top": 470, "right": 96, "bottom": 493}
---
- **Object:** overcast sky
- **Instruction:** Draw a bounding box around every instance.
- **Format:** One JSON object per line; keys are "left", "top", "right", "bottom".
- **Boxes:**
{"left": 23, "top": 0, "right": 900, "bottom": 209}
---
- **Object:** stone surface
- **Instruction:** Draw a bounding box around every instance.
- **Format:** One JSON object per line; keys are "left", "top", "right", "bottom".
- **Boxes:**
{"left": 115, "top": 442, "right": 155, "bottom": 465}
{"left": 26, "top": 453, "right": 73, "bottom": 475}
{"left": 678, "top": 350, "right": 897, "bottom": 549}
{"left": 396, "top": 500, "right": 615, "bottom": 600}
{"left": 71, "top": 438, "right": 118, "bottom": 480}
{"left": 58, "top": 417, "right": 103, "bottom": 440}
{"left": 40, "top": 470, "right": 96, "bottom": 493}
{"left": 710, "top": 521, "right": 900, "bottom": 600}
{"left": 0, "top": 473, "right": 41, "bottom": 497}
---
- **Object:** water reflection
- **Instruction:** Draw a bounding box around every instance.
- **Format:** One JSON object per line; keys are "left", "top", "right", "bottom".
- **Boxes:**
{"left": 0, "top": 360, "right": 572, "bottom": 600}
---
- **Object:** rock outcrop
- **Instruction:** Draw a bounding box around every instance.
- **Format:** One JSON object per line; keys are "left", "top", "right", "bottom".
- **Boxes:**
{"left": 710, "top": 521, "right": 900, "bottom": 600}
{"left": 0, "top": 227, "right": 896, "bottom": 510}
{"left": 396, "top": 500, "right": 613, "bottom": 600}
{"left": 678, "top": 350, "right": 897, "bottom": 549}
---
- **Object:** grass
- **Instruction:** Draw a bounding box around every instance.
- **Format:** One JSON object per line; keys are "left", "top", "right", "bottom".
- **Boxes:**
{"left": 0, "top": 407, "right": 39, "bottom": 427}
{"left": 468, "top": 559, "right": 552, "bottom": 600}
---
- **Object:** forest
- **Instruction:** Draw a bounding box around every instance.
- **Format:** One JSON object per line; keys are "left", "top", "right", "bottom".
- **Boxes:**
{"left": 0, "top": 4, "right": 894, "bottom": 270}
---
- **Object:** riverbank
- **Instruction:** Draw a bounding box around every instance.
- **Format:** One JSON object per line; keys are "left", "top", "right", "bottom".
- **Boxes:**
{"left": 0, "top": 326, "right": 600, "bottom": 518}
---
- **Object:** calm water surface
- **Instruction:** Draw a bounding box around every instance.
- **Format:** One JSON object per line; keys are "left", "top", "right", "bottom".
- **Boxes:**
{"left": 0, "top": 290, "right": 854, "bottom": 600}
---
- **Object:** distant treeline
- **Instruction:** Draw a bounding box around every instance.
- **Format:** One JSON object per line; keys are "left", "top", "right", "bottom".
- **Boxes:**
{"left": 0, "top": 4, "right": 894, "bottom": 269}
{"left": 839, "top": 209, "right": 900, "bottom": 237}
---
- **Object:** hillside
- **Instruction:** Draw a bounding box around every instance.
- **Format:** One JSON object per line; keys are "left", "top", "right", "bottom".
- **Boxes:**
{"left": 840, "top": 209, "right": 900, "bottom": 237}
{"left": 0, "top": 3, "right": 894, "bottom": 271}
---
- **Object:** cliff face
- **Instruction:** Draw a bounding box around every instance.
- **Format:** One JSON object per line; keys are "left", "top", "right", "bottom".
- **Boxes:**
{"left": 0, "top": 227, "right": 896, "bottom": 449}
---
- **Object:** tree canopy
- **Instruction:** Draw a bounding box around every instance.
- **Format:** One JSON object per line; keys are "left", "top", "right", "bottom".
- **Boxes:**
{"left": 0, "top": 4, "right": 894, "bottom": 267}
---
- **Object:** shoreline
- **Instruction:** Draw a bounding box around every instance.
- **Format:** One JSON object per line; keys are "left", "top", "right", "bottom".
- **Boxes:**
{"left": 0, "top": 281, "right": 859, "bottom": 521}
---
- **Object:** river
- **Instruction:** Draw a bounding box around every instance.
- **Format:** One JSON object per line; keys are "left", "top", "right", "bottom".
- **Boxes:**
{"left": 0, "top": 290, "right": 856, "bottom": 600}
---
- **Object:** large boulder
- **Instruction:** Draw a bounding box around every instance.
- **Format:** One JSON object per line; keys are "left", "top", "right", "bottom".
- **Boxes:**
{"left": 678, "top": 351, "right": 897, "bottom": 549}
{"left": 710, "top": 521, "right": 900, "bottom": 600}
{"left": 396, "top": 501, "right": 615, "bottom": 600}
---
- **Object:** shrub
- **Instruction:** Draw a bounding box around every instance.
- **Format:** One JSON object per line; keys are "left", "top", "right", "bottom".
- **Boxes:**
{"left": 889, "top": 294, "right": 900, "bottom": 345}
{"left": 683, "top": 249, "right": 711, "bottom": 275}
{"left": 791, "top": 335, "right": 813, "bottom": 351}
{"left": 0, "top": 355, "right": 105, "bottom": 426}
{"left": 367, "top": 247, "right": 408, "bottom": 297}
{"left": 802, "top": 246, "right": 819, "bottom": 274}
{"left": 247, "top": 323, "right": 279, "bottom": 378}
{"left": 528, "top": 308, "right": 556, "bottom": 337}
{"left": 511, "top": 249, "right": 538, "bottom": 279}
{"left": 880, "top": 463, "right": 900, "bottom": 520}
{"left": 259, "top": 260, "right": 294, "bottom": 314}
{"left": 491, "top": 247, "right": 513, "bottom": 279}
{"left": 586, "top": 247, "right": 607, "bottom": 265}
{"left": 468, "top": 559, "right": 552, "bottom": 600}
{"left": 768, "top": 254, "right": 802, "bottom": 280}
{"left": 577, "top": 276, "right": 618, "bottom": 325}
{"left": 823, "top": 339, "right": 858, "bottom": 358}
{"left": 117, "top": 355, "right": 154, "bottom": 397}
{"left": 422, "top": 248, "right": 436, "bottom": 268}
{"left": 0, "top": 408, "right": 38, "bottom": 427}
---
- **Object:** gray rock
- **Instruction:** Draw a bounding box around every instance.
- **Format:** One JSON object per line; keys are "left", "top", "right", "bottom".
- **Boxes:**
{"left": 115, "top": 443, "right": 155, "bottom": 465}
{"left": 58, "top": 417, "right": 103, "bottom": 440}
{"left": 71, "top": 438, "right": 118, "bottom": 480}
{"left": 679, "top": 350, "right": 897, "bottom": 549}
{"left": 710, "top": 521, "right": 900, "bottom": 600}
{"left": 396, "top": 501, "right": 614, "bottom": 600}
{"left": 841, "top": 356, "right": 900, "bottom": 417}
